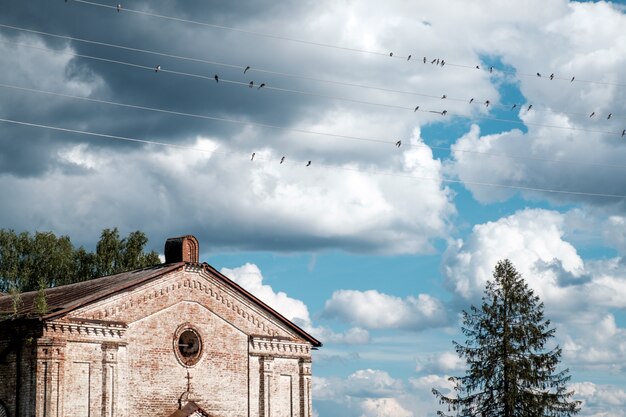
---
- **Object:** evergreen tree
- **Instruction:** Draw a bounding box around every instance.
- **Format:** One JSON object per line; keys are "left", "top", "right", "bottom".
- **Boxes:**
{"left": 432, "top": 259, "right": 581, "bottom": 417}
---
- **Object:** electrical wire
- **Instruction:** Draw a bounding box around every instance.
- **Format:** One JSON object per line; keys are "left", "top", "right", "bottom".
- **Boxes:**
{"left": 2, "top": 116, "right": 625, "bottom": 199}
{"left": 1, "top": 22, "right": 623, "bottom": 122}
{"left": 1, "top": 38, "right": 624, "bottom": 138}
{"left": 2, "top": 81, "right": 626, "bottom": 170}
{"left": 69, "top": 0, "right": 626, "bottom": 88}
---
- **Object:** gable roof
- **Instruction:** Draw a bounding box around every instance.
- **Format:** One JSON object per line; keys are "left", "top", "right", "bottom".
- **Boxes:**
{"left": 0, "top": 262, "right": 322, "bottom": 347}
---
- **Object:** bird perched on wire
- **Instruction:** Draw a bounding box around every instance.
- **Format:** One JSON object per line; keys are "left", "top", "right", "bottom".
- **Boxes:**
{"left": 251, "top": 153, "right": 255, "bottom": 161}
{"left": 116, "top": 4, "right": 121, "bottom": 12}
{"left": 407, "top": 55, "right": 411, "bottom": 61}
{"left": 441, "top": 94, "right": 447, "bottom": 99}
{"left": 511, "top": 104, "right": 517, "bottom": 110}
{"left": 489, "top": 66, "right": 493, "bottom": 73}
{"left": 306, "top": 161, "right": 311, "bottom": 167}
{"left": 571, "top": 76, "right": 575, "bottom": 82}
{"left": 441, "top": 110, "right": 448, "bottom": 116}
{"left": 280, "top": 156, "right": 285, "bottom": 164}
{"left": 607, "top": 113, "right": 612, "bottom": 120}
{"left": 440, "top": 60, "right": 445, "bottom": 67}
{"left": 154, "top": 65, "right": 161, "bottom": 72}
{"left": 475, "top": 65, "right": 480, "bottom": 69}
{"left": 589, "top": 112, "right": 595, "bottom": 118}
{"left": 395, "top": 140, "right": 402, "bottom": 147}
{"left": 423, "top": 57, "right": 427, "bottom": 63}
{"left": 249, "top": 81, "right": 254, "bottom": 88}
{"left": 485, "top": 100, "right": 490, "bottom": 107}
{"left": 389, "top": 52, "right": 393, "bottom": 57}
{"left": 431, "top": 58, "right": 437, "bottom": 64}
{"left": 469, "top": 98, "right": 474, "bottom": 104}
{"left": 527, "top": 104, "right": 533, "bottom": 111}
{"left": 536, "top": 72, "right": 541, "bottom": 77}
{"left": 214, "top": 75, "right": 219, "bottom": 83}
{"left": 258, "top": 83, "right": 265, "bottom": 90}
{"left": 549, "top": 73, "right": 554, "bottom": 80}
{"left": 414, "top": 106, "right": 420, "bottom": 112}
{"left": 622, "top": 129, "right": 625, "bottom": 137}
{"left": 244, "top": 66, "right": 250, "bottom": 74}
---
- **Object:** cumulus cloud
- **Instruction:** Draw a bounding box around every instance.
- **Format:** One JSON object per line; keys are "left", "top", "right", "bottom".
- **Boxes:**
{"left": 322, "top": 289, "right": 448, "bottom": 331}
{"left": 442, "top": 208, "right": 626, "bottom": 372}
{"left": 220, "top": 262, "right": 368, "bottom": 344}
{"left": 415, "top": 351, "right": 465, "bottom": 374}
{"left": 571, "top": 382, "right": 626, "bottom": 417}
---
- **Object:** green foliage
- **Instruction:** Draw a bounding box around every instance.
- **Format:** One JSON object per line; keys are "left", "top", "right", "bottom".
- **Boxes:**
{"left": 9, "top": 284, "right": 22, "bottom": 316}
{"left": 0, "top": 228, "right": 161, "bottom": 292}
{"left": 432, "top": 259, "right": 581, "bottom": 417}
{"left": 34, "top": 277, "right": 48, "bottom": 316}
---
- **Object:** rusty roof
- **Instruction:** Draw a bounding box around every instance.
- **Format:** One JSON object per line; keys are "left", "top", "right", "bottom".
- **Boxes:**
{"left": 0, "top": 262, "right": 322, "bottom": 347}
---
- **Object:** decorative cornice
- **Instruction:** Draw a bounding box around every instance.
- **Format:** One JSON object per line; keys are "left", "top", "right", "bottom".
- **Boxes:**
{"left": 44, "top": 321, "right": 126, "bottom": 339}
{"left": 249, "top": 337, "right": 312, "bottom": 358}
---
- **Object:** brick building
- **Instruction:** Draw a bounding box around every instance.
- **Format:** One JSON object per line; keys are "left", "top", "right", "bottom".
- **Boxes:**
{"left": 0, "top": 235, "right": 321, "bottom": 417}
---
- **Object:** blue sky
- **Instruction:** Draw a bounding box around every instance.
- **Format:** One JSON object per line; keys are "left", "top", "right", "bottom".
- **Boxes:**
{"left": 1, "top": 0, "right": 626, "bottom": 415}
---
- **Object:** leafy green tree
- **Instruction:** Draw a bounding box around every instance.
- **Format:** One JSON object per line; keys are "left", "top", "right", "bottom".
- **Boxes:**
{"left": 432, "top": 259, "right": 581, "bottom": 417}
{"left": 0, "top": 228, "right": 160, "bottom": 292}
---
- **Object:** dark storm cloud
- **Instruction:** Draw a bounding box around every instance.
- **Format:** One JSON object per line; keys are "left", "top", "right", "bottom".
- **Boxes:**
{"left": 0, "top": 0, "right": 345, "bottom": 175}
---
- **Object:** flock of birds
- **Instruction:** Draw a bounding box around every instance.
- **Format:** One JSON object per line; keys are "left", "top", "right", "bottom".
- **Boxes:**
{"left": 79, "top": 2, "right": 626, "bottom": 155}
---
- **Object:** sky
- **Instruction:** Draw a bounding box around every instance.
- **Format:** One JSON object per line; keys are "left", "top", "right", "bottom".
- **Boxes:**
{"left": 1, "top": 0, "right": 626, "bottom": 415}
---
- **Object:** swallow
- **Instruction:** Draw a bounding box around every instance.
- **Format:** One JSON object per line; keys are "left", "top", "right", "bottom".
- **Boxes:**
{"left": 549, "top": 73, "right": 554, "bottom": 80}
{"left": 441, "top": 94, "right": 447, "bottom": 99}
{"left": 258, "top": 83, "right": 265, "bottom": 90}
{"left": 485, "top": 100, "right": 490, "bottom": 107}
{"left": 244, "top": 66, "right": 250, "bottom": 74}
{"left": 251, "top": 152, "right": 255, "bottom": 161}
{"left": 249, "top": 81, "right": 254, "bottom": 88}
{"left": 116, "top": 4, "right": 121, "bottom": 12}
{"left": 423, "top": 57, "right": 427, "bottom": 64}
{"left": 280, "top": 156, "right": 285, "bottom": 164}
{"left": 389, "top": 52, "right": 393, "bottom": 57}
{"left": 489, "top": 66, "right": 493, "bottom": 73}
{"left": 589, "top": 112, "right": 595, "bottom": 118}
{"left": 395, "top": 140, "right": 401, "bottom": 147}
{"left": 607, "top": 113, "right": 612, "bottom": 120}
{"left": 214, "top": 74, "right": 219, "bottom": 83}
{"left": 306, "top": 161, "right": 311, "bottom": 167}
{"left": 441, "top": 60, "right": 445, "bottom": 66}
{"left": 407, "top": 55, "right": 411, "bottom": 61}
{"left": 441, "top": 110, "right": 448, "bottom": 116}
{"left": 431, "top": 59, "right": 437, "bottom": 64}
{"left": 536, "top": 73, "right": 541, "bottom": 77}
{"left": 436, "top": 59, "right": 440, "bottom": 65}
{"left": 469, "top": 98, "right": 474, "bottom": 104}
{"left": 528, "top": 105, "right": 532, "bottom": 111}
{"left": 622, "top": 129, "right": 625, "bottom": 137}
{"left": 571, "top": 76, "right": 575, "bottom": 82}
{"left": 475, "top": 65, "right": 480, "bottom": 69}
{"left": 154, "top": 65, "right": 161, "bottom": 72}
{"left": 511, "top": 104, "right": 517, "bottom": 110}
{"left": 414, "top": 106, "right": 420, "bottom": 112}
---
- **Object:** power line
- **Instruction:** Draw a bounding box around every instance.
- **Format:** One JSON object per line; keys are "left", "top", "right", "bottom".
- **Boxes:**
{"left": 69, "top": 0, "right": 626, "bottom": 89}
{"left": 2, "top": 81, "right": 626, "bottom": 171}
{"left": 1, "top": 38, "right": 624, "bottom": 139}
{"left": 1, "top": 22, "right": 622, "bottom": 122}
{"left": 1, "top": 116, "right": 625, "bottom": 199}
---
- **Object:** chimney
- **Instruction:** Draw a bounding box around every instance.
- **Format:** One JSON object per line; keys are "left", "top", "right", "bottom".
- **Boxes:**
{"left": 164, "top": 235, "right": 199, "bottom": 264}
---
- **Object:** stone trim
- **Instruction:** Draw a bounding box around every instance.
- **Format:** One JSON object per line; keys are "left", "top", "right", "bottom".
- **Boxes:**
{"left": 44, "top": 321, "right": 126, "bottom": 339}
{"left": 249, "top": 337, "right": 311, "bottom": 358}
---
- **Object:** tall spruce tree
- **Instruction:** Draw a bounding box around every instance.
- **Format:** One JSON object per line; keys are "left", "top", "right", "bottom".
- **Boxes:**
{"left": 432, "top": 259, "right": 580, "bottom": 417}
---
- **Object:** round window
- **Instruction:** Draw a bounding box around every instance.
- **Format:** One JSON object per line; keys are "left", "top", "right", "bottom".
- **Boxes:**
{"left": 174, "top": 325, "right": 203, "bottom": 367}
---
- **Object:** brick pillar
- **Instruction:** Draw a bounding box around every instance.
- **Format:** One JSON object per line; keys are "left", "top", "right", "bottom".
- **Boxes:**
{"left": 35, "top": 340, "right": 66, "bottom": 417}
{"left": 101, "top": 342, "right": 119, "bottom": 417}
{"left": 259, "top": 356, "right": 274, "bottom": 417}
{"left": 299, "top": 359, "right": 312, "bottom": 417}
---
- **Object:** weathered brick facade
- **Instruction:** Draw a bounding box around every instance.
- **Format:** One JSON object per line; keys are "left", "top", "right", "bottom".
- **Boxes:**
{"left": 0, "top": 236, "right": 320, "bottom": 417}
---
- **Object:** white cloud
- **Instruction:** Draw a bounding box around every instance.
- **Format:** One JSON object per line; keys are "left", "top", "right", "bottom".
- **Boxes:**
{"left": 220, "top": 262, "right": 369, "bottom": 345}
{"left": 322, "top": 289, "right": 447, "bottom": 331}
{"left": 571, "top": 382, "right": 626, "bottom": 417}
{"left": 360, "top": 398, "right": 413, "bottom": 417}
{"left": 415, "top": 351, "right": 465, "bottom": 374}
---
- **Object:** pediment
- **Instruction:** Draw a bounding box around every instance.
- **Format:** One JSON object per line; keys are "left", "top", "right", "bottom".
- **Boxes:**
{"left": 60, "top": 264, "right": 317, "bottom": 346}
